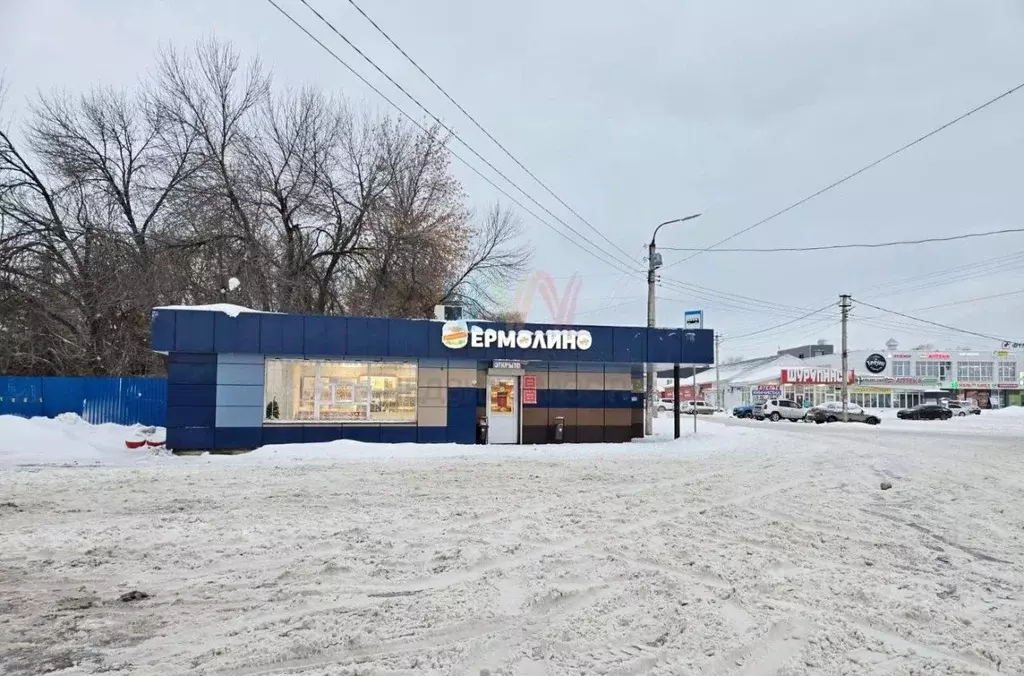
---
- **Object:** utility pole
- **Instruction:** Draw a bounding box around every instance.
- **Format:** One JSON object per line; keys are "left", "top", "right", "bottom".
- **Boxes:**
{"left": 646, "top": 242, "right": 658, "bottom": 436}
{"left": 840, "top": 294, "right": 851, "bottom": 423}
{"left": 645, "top": 213, "right": 702, "bottom": 436}
{"left": 714, "top": 332, "right": 722, "bottom": 410}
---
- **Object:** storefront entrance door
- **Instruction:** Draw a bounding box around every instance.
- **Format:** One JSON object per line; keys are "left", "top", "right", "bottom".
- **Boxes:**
{"left": 487, "top": 375, "right": 520, "bottom": 444}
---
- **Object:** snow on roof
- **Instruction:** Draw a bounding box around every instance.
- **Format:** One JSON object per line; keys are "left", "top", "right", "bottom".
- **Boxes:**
{"left": 154, "top": 304, "right": 276, "bottom": 318}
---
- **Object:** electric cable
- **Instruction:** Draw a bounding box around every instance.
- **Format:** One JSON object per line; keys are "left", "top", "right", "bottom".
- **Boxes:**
{"left": 657, "top": 227, "right": 1024, "bottom": 253}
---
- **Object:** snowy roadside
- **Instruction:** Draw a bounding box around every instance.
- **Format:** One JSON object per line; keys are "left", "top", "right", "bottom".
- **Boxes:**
{"left": 1, "top": 415, "right": 1022, "bottom": 675}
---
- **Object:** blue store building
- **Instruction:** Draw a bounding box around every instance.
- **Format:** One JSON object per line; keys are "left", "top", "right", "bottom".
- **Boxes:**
{"left": 151, "top": 308, "right": 714, "bottom": 451}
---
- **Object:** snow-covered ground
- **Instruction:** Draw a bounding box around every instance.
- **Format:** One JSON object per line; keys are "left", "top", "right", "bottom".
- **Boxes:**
{"left": 1, "top": 415, "right": 1023, "bottom": 675}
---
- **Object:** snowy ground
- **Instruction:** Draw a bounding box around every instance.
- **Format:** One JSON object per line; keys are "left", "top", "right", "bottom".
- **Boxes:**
{"left": 2, "top": 415, "right": 1024, "bottom": 675}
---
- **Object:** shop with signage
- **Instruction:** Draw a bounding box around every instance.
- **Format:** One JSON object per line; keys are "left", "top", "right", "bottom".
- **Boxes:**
{"left": 151, "top": 308, "right": 714, "bottom": 450}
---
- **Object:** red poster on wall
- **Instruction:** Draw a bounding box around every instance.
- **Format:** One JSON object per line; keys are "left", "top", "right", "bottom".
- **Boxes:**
{"left": 523, "top": 375, "right": 537, "bottom": 390}
{"left": 523, "top": 389, "right": 537, "bottom": 404}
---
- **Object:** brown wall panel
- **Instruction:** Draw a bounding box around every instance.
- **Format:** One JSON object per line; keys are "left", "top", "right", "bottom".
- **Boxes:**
{"left": 447, "top": 368, "right": 478, "bottom": 388}
{"left": 604, "top": 372, "right": 633, "bottom": 390}
{"left": 418, "top": 406, "right": 447, "bottom": 427}
{"left": 576, "top": 372, "right": 604, "bottom": 390}
{"left": 418, "top": 367, "right": 448, "bottom": 388}
{"left": 604, "top": 409, "right": 631, "bottom": 426}
{"left": 418, "top": 386, "right": 447, "bottom": 408}
{"left": 547, "top": 408, "right": 577, "bottom": 426}
{"left": 522, "top": 407, "right": 548, "bottom": 427}
{"left": 522, "top": 426, "right": 548, "bottom": 444}
{"left": 548, "top": 371, "right": 577, "bottom": 389}
{"left": 578, "top": 426, "right": 605, "bottom": 443}
{"left": 577, "top": 408, "right": 605, "bottom": 426}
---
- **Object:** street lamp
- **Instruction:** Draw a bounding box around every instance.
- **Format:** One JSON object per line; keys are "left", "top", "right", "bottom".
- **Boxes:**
{"left": 646, "top": 213, "right": 701, "bottom": 436}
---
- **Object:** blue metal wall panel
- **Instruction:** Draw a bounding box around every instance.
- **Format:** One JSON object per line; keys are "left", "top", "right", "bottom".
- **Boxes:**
{"left": 0, "top": 376, "right": 165, "bottom": 426}
{"left": 447, "top": 407, "right": 477, "bottom": 444}
{"left": 388, "top": 320, "right": 429, "bottom": 358}
{"left": 345, "top": 425, "right": 381, "bottom": 443}
{"left": 262, "top": 426, "right": 303, "bottom": 446}
{"left": 613, "top": 327, "right": 647, "bottom": 363}
{"left": 174, "top": 311, "right": 215, "bottom": 353}
{"left": 168, "top": 360, "right": 218, "bottom": 385}
{"left": 167, "top": 426, "right": 214, "bottom": 450}
{"left": 417, "top": 426, "right": 447, "bottom": 444}
{"left": 168, "top": 383, "right": 216, "bottom": 408}
{"left": 216, "top": 364, "right": 263, "bottom": 386}
{"left": 447, "top": 387, "right": 478, "bottom": 409}
{"left": 215, "top": 427, "right": 263, "bottom": 450}
{"left": 41, "top": 377, "right": 85, "bottom": 417}
{"left": 380, "top": 426, "right": 417, "bottom": 443}
{"left": 167, "top": 406, "right": 216, "bottom": 428}
{"left": 154, "top": 309, "right": 714, "bottom": 365}
{"left": 346, "top": 318, "right": 390, "bottom": 357}
{"left": 214, "top": 313, "right": 261, "bottom": 353}
{"left": 0, "top": 376, "right": 44, "bottom": 417}
{"left": 681, "top": 329, "right": 715, "bottom": 365}
{"left": 648, "top": 328, "right": 683, "bottom": 364}
{"left": 150, "top": 309, "right": 176, "bottom": 352}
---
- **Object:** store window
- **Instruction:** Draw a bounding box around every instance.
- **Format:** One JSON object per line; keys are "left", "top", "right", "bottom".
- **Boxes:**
{"left": 956, "top": 361, "right": 993, "bottom": 382}
{"left": 264, "top": 359, "right": 417, "bottom": 423}
{"left": 892, "top": 360, "right": 911, "bottom": 377}
{"left": 998, "top": 361, "right": 1017, "bottom": 382}
{"left": 915, "top": 360, "right": 953, "bottom": 379}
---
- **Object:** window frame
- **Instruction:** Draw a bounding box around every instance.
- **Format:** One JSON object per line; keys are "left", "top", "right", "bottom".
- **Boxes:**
{"left": 892, "top": 360, "right": 911, "bottom": 377}
{"left": 263, "top": 358, "right": 418, "bottom": 424}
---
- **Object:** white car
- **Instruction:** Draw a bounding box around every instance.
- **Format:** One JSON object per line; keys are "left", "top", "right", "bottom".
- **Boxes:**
{"left": 754, "top": 398, "right": 806, "bottom": 422}
{"left": 946, "top": 401, "right": 980, "bottom": 416}
{"left": 680, "top": 401, "right": 715, "bottom": 415}
{"left": 656, "top": 398, "right": 676, "bottom": 412}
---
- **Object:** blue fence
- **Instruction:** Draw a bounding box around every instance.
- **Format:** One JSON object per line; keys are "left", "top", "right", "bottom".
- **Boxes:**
{"left": 0, "top": 376, "right": 167, "bottom": 427}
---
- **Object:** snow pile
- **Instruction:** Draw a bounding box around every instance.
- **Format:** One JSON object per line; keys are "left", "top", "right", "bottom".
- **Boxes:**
{"left": 0, "top": 414, "right": 169, "bottom": 468}
{"left": 153, "top": 303, "right": 273, "bottom": 318}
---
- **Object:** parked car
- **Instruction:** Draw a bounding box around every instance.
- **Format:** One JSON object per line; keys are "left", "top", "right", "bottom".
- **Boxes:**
{"left": 681, "top": 401, "right": 715, "bottom": 415}
{"left": 754, "top": 398, "right": 806, "bottom": 422}
{"left": 806, "top": 401, "right": 863, "bottom": 422}
{"left": 656, "top": 398, "right": 676, "bottom": 412}
{"left": 897, "top": 404, "right": 953, "bottom": 420}
{"left": 806, "top": 407, "right": 881, "bottom": 425}
{"left": 732, "top": 404, "right": 754, "bottom": 418}
{"left": 946, "top": 401, "right": 981, "bottom": 416}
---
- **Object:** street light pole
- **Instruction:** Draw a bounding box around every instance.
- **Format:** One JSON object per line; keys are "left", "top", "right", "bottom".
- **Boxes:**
{"left": 646, "top": 213, "right": 702, "bottom": 436}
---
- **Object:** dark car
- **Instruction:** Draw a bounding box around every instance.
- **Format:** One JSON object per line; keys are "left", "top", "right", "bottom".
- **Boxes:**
{"left": 806, "top": 408, "right": 880, "bottom": 425}
{"left": 897, "top": 404, "right": 952, "bottom": 420}
{"left": 732, "top": 404, "right": 754, "bottom": 418}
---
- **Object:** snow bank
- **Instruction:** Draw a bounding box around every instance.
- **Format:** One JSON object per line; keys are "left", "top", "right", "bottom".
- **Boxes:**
{"left": 0, "top": 414, "right": 169, "bottom": 468}
{"left": 153, "top": 303, "right": 272, "bottom": 318}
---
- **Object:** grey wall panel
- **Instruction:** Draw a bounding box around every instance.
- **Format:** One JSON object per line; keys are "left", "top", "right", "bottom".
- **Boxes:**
{"left": 217, "top": 362, "right": 265, "bottom": 386}
{"left": 216, "top": 384, "right": 264, "bottom": 408}
{"left": 218, "top": 353, "right": 264, "bottom": 365}
{"left": 216, "top": 405, "right": 263, "bottom": 428}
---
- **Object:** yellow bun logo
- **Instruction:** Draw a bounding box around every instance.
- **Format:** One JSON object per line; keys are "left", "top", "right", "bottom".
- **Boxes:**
{"left": 576, "top": 330, "right": 592, "bottom": 350}
{"left": 441, "top": 320, "right": 469, "bottom": 349}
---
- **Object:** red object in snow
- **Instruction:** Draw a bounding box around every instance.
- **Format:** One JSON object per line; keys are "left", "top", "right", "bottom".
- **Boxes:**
{"left": 125, "top": 439, "right": 146, "bottom": 449}
{"left": 145, "top": 439, "right": 165, "bottom": 447}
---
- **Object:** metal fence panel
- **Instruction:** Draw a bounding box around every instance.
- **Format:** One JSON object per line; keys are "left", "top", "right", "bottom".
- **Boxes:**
{"left": 0, "top": 376, "right": 166, "bottom": 426}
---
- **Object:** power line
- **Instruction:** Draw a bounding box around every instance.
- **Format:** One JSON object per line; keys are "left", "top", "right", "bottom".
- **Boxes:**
{"left": 850, "top": 297, "right": 1008, "bottom": 343}
{"left": 262, "top": 0, "right": 639, "bottom": 277}
{"left": 658, "top": 227, "right": 1024, "bottom": 253}
{"left": 721, "top": 303, "right": 837, "bottom": 342}
{"left": 288, "top": 0, "right": 643, "bottom": 275}
{"left": 662, "top": 78, "right": 1024, "bottom": 270}
{"left": 340, "top": 0, "right": 633, "bottom": 264}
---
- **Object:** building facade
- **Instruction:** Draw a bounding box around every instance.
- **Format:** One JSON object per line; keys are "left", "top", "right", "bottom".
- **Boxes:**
{"left": 699, "top": 346, "right": 1024, "bottom": 411}
{"left": 151, "top": 308, "right": 714, "bottom": 450}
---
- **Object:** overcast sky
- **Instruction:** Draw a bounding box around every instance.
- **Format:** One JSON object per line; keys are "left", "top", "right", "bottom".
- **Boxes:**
{"left": 3, "top": 0, "right": 1023, "bottom": 359}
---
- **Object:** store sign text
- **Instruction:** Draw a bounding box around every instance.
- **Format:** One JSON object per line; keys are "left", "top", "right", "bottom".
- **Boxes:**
{"left": 751, "top": 385, "right": 782, "bottom": 398}
{"left": 891, "top": 353, "right": 912, "bottom": 359}
{"left": 780, "top": 368, "right": 855, "bottom": 385}
{"left": 440, "top": 320, "right": 592, "bottom": 351}
{"left": 922, "top": 352, "right": 951, "bottom": 360}
{"left": 855, "top": 375, "right": 923, "bottom": 385}
{"left": 470, "top": 326, "right": 592, "bottom": 350}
